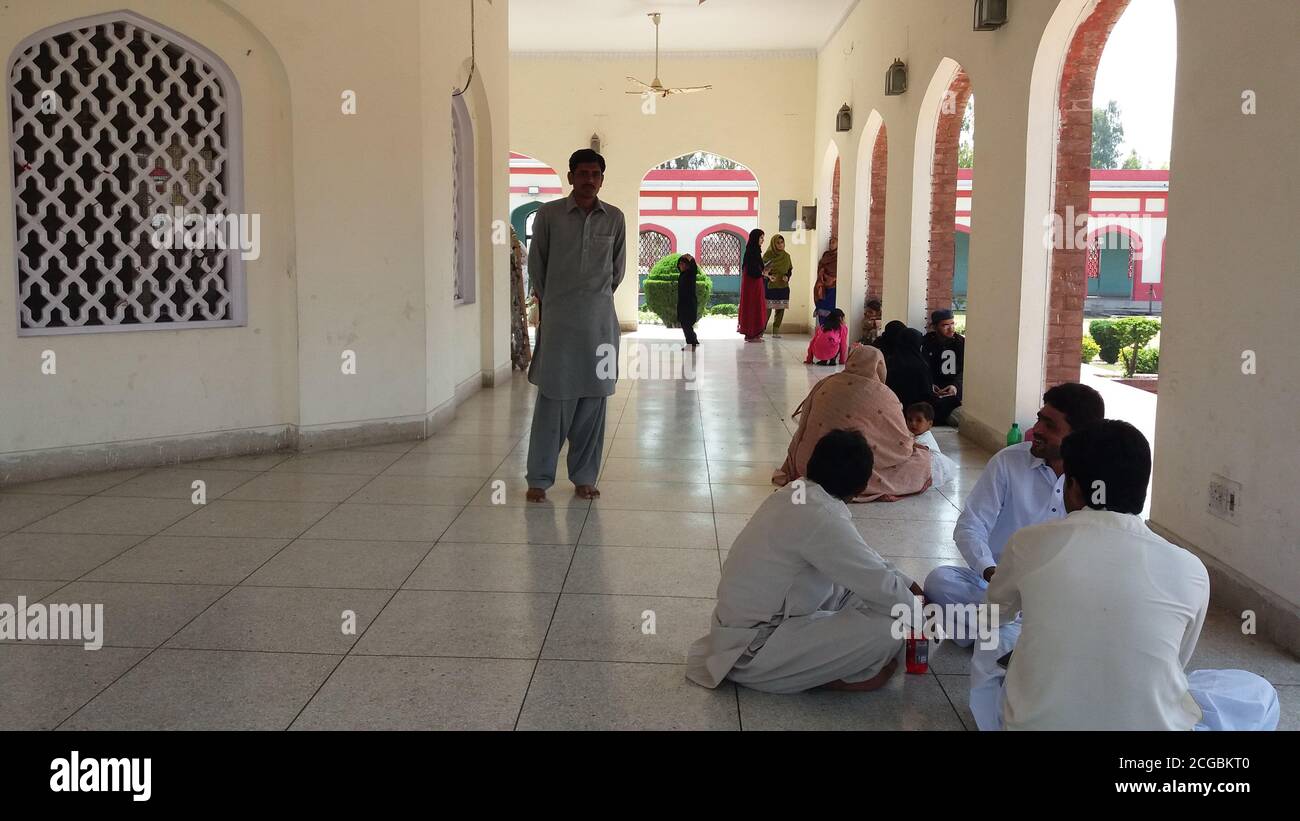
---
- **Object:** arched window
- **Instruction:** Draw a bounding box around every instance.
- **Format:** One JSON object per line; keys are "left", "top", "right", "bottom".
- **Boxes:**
{"left": 638, "top": 229, "right": 673, "bottom": 277}
{"left": 1086, "top": 229, "right": 1137, "bottom": 298}
{"left": 451, "top": 94, "right": 476, "bottom": 304}
{"left": 8, "top": 12, "right": 244, "bottom": 334}
{"left": 697, "top": 230, "right": 744, "bottom": 278}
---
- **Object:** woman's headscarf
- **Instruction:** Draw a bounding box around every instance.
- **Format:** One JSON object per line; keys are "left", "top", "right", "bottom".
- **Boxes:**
{"left": 773, "top": 345, "right": 931, "bottom": 500}
{"left": 876, "top": 325, "right": 933, "bottom": 409}
{"left": 875, "top": 320, "right": 907, "bottom": 351}
{"left": 762, "top": 236, "right": 793, "bottom": 278}
{"left": 677, "top": 254, "right": 700, "bottom": 300}
{"left": 742, "top": 228, "right": 765, "bottom": 277}
{"left": 815, "top": 240, "right": 838, "bottom": 291}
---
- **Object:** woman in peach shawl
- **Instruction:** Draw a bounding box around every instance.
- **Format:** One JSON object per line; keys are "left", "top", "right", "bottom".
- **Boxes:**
{"left": 773, "top": 345, "right": 933, "bottom": 502}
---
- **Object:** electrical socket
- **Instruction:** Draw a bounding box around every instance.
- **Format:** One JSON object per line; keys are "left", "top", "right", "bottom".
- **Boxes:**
{"left": 1208, "top": 474, "right": 1242, "bottom": 524}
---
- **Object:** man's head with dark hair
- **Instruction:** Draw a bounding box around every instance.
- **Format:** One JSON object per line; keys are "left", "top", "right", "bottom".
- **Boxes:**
{"left": 867, "top": 299, "right": 883, "bottom": 311}
{"left": 806, "top": 429, "right": 875, "bottom": 501}
{"left": 1061, "top": 420, "right": 1151, "bottom": 515}
{"left": 568, "top": 148, "right": 606, "bottom": 173}
{"left": 568, "top": 149, "right": 606, "bottom": 202}
{"left": 1031, "top": 382, "right": 1104, "bottom": 464}
{"left": 931, "top": 309, "right": 956, "bottom": 338}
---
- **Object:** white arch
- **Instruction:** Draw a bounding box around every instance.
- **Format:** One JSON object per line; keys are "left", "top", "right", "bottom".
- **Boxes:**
{"left": 908, "top": 57, "right": 964, "bottom": 329}
{"left": 812, "top": 140, "right": 840, "bottom": 331}
{"left": 816, "top": 140, "right": 841, "bottom": 251}
{"left": 1013, "top": 0, "right": 1097, "bottom": 420}
{"left": 849, "top": 109, "right": 886, "bottom": 341}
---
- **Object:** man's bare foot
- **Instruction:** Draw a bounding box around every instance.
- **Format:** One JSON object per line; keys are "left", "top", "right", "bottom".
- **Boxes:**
{"left": 574, "top": 484, "right": 601, "bottom": 500}
{"left": 526, "top": 488, "right": 547, "bottom": 503}
{"left": 821, "top": 659, "right": 898, "bottom": 692}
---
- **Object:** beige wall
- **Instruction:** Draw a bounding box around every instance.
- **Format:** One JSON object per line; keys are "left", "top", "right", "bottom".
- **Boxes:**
{"left": 0, "top": 0, "right": 510, "bottom": 467}
{"left": 0, "top": 0, "right": 299, "bottom": 454}
{"left": 1151, "top": 0, "right": 1300, "bottom": 607}
{"left": 814, "top": 0, "right": 1300, "bottom": 617}
{"left": 813, "top": 0, "right": 1064, "bottom": 442}
{"left": 510, "top": 52, "right": 817, "bottom": 329}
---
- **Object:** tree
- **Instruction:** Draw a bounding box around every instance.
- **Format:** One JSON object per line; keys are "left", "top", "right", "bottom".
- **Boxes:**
{"left": 656, "top": 151, "right": 740, "bottom": 171}
{"left": 958, "top": 95, "right": 975, "bottom": 169}
{"left": 1092, "top": 100, "right": 1125, "bottom": 169}
{"left": 1111, "top": 317, "right": 1162, "bottom": 377}
{"left": 1122, "top": 150, "right": 1143, "bottom": 170}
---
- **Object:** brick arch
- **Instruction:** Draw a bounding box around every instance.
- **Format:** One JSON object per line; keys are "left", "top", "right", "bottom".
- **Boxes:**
{"left": 831, "top": 157, "right": 841, "bottom": 243}
{"left": 865, "top": 123, "right": 888, "bottom": 305}
{"left": 926, "top": 69, "right": 972, "bottom": 322}
{"left": 909, "top": 58, "right": 971, "bottom": 329}
{"left": 852, "top": 110, "right": 888, "bottom": 341}
{"left": 1043, "top": 0, "right": 1135, "bottom": 386}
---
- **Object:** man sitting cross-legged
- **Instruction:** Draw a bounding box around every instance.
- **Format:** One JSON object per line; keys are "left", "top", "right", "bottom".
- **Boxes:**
{"left": 978, "top": 419, "right": 1279, "bottom": 731}
{"left": 686, "top": 429, "right": 923, "bottom": 694}
{"left": 924, "top": 383, "right": 1105, "bottom": 646}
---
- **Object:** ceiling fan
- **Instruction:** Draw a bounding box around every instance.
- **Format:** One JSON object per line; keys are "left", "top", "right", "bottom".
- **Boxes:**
{"left": 625, "top": 12, "right": 712, "bottom": 99}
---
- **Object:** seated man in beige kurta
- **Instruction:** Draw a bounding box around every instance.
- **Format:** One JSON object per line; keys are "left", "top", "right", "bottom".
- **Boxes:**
{"left": 687, "top": 429, "right": 924, "bottom": 694}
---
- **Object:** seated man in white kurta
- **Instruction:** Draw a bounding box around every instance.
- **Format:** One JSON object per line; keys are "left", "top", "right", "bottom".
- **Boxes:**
{"left": 686, "top": 429, "right": 923, "bottom": 694}
{"left": 978, "top": 420, "right": 1279, "bottom": 731}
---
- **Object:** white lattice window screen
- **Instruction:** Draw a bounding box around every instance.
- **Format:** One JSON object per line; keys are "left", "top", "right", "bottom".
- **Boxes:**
{"left": 698, "top": 231, "right": 743, "bottom": 277}
{"left": 8, "top": 14, "right": 243, "bottom": 334}
{"left": 638, "top": 230, "right": 671, "bottom": 277}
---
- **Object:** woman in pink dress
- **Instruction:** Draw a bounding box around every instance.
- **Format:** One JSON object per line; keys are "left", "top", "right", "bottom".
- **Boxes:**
{"left": 737, "top": 228, "right": 769, "bottom": 342}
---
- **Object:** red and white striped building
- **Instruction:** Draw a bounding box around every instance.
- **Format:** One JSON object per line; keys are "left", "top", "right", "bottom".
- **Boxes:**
{"left": 510, "top": 154, "right": 1168, "bottom": 311}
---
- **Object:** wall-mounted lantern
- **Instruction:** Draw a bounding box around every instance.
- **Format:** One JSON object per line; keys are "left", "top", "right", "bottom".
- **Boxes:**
{"left": 835, "top": 104, "right": 852, "bottom": 132}
{"left": 885, "top": 59, "right": 907, "bottom": 96}
{"left": 590, "top": 133, "right": 601, "bottom": 154}
{"left": 974, "top": 0, "right": 1009, "bottom": 31}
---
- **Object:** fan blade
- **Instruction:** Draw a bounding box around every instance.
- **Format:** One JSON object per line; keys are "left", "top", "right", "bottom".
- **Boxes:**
{"left": 625, "top": 76, "right": 656, "bottom": 91}
{"left": 666, "top": 85, "right": 712, "bottom": 94}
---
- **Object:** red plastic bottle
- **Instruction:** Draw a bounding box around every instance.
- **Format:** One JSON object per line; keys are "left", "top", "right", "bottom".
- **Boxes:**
{"left": 905, "top": 630, "right": 929, "bottom": 674}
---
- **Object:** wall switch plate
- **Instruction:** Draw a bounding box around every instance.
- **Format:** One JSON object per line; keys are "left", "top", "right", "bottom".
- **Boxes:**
{"left": 1208, "top": 473, "right": 1242, "bottom": 524}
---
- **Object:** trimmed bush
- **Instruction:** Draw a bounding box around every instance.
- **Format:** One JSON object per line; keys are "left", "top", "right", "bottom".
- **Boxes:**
{"left": 1135, "top": 346, "right": 1159, "bottom": 374}
{"left": 1081, "top": 335, "right": 1101, "bottom": 364}
{"left": 1113, "top": 317, "right": 1162, "bottom": 377}
{"left": 643, "top": 252, "right": 713, "bottom": 327}
{"left": 709, "top": 303, "right": 738, "bottom": 317}
{"left": 1089, "top": 319, "right": 1121, "bottom": 364}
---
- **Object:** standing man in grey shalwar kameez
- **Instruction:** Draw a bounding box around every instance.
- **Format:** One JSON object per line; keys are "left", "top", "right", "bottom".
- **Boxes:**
{"left": 525, "top": 149, "right": 626, "bottom": 502}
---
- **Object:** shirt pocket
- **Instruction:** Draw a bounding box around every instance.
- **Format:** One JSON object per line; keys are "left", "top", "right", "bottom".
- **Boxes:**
{"left": 589, "top": 234, "right": 615, "bottom": 267}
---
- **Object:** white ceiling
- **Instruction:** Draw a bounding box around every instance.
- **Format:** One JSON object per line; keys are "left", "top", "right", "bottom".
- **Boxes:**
{"left": 508, "top": 0, "right": 858, "bottom": 53}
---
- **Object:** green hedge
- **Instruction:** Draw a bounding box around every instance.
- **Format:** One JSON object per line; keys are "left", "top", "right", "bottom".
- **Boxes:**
{"left": 709, "top": 303, "right": 738, "bottom": 317}
{"left": 1081, "top": 335, "right": 1101, "bottom": 364}
{"left": 1089, "top": 319, "right": 1121, "bottom": 364}
{"left": 643, "top": 252, "right": 713, "bottom": 327}
{"left": 1135, "top": 346, "right": 1159, "bottom": 374}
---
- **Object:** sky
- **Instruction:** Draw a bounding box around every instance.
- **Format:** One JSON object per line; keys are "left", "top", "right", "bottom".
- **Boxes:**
{"left": 1091, "top": 0, "right": 1178, "bottom": 167}
{"left": 963, "top": 0, "right": 1177, "bottom": 168}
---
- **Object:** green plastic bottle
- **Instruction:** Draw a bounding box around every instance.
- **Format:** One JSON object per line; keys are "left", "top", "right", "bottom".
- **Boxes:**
{"left": 1006, "top": 423, "right": 1023, "bottom": 446}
